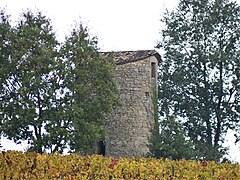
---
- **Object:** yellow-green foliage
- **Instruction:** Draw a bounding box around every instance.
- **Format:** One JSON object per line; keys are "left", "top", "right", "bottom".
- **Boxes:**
{"left": 0, "top": 151, "right": 239, "bottom": 179}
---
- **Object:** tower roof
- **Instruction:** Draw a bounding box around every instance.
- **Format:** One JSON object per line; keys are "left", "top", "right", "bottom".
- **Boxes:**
{"left": 101, "top": 50, "right": 161, "bottom": 65}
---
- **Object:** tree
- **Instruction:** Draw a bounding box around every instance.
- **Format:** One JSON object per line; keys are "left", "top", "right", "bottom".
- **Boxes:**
{"left": 157, "top": 0, "right": 240, "bottom": 160}
{"left": 1, "top": 10, "right": 118, "bottom": 154}
{"left": 149, "top": 116, "right": 197, "bottom": 160}
{"left": 0, "top": 9, "right": 13, "bottom": 147}
{"left": 61, "top": 24, "right": 118, "bottom": 153}
{"left": 1, "top": 10, "right": 64, "bottom": 153}
{"left": 0, "top": 9, "right": 12, "bottom": 93}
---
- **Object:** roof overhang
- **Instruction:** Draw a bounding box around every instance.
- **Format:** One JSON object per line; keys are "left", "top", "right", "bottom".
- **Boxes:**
{"left": 101, "top": 50, "right": 161, "bottom": 65}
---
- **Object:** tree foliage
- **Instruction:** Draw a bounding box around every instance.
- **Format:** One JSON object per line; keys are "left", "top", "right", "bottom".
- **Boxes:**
{"left": 149, "top": 116, "right": 197, "bottom": 160}
{"left": 0, "top": 10, "right": 117, "bottom": 153}
{"left": 157, "top": 0, "right": 240, "bottom": 160}
{"left": 0, "top": 10, "right": 11, "bottom": 90}
{"left": 61, "top": 24, "right": 118, "bottom": 153}
{"left": 0, "top": 10, "right": 13, "bottom": 137}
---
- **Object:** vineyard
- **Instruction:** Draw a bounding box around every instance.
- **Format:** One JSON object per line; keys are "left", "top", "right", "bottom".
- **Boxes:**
{"left": 0, "top": 151, "right": 239, "bottom": 179}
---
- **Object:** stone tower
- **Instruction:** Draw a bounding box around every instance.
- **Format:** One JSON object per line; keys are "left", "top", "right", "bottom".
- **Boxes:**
{"left": 103, "top": 50, "right": 161, "bottom": 157}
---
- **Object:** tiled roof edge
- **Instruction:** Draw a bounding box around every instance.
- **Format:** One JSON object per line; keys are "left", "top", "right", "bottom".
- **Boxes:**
{"left": 100, "top": 50, "right": 161, "bottom": 65}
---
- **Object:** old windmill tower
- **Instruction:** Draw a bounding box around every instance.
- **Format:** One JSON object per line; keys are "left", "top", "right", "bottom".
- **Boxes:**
{"left": 101, "top": 50, "right": 161, "bottom": 157}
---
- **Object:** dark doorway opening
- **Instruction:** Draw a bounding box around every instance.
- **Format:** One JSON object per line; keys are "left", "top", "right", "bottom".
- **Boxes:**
{"left": 95, "top": 141, "right": 105, "bottom": 156}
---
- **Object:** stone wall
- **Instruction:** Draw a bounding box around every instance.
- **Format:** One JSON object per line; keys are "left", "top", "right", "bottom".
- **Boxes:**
{"left": 105, "top": 55, "right": 158, "bottom": 157}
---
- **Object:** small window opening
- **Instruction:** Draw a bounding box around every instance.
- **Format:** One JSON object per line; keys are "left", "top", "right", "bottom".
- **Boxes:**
{"left": 145, "top": 92, "right": 150, "bottom": 97}
{"left": 151, "top": 62, "right": 156, "bottom": 78}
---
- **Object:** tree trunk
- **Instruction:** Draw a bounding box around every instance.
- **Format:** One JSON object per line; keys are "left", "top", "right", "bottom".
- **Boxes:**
{"left": 214, "top": 59, "right": 223, "bottom": 147}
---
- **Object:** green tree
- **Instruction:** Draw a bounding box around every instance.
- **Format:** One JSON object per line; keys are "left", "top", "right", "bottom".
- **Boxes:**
{"left": 1, "top": 10, "right": 117, "bottom": 154}
{"left": 0, "top": 9, "right": 12, "bottom": 93}
{"left": 149, "top": 116, "right": 197, "bottom": 160}
{"left": 1, "top": 11, "right": 64, "bottom": 153}
{"left": 61, "top": 24, "right": 117, "bottom": 153}
{"left": 0, "top": 9, "right": 13, "bottom": 147}
{"left": 157, "top": 0, "right": 240, "bottom": 160}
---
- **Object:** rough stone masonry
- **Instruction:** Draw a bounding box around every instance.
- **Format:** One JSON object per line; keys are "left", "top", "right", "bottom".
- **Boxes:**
{"left": 103, "top": 50, "right": 161, "bottom": 157}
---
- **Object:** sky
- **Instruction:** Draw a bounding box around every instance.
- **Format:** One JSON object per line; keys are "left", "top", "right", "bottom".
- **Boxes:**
{"left": 1, "top": 0, "right": 240, "bottom": 162}
{"left": 1, "top": 0, "right": 180, "bottom": 51}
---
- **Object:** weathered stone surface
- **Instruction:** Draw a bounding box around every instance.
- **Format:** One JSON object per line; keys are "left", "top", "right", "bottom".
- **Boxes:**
{"left": 104, "top": 51, "right": 160, "bottom": 157}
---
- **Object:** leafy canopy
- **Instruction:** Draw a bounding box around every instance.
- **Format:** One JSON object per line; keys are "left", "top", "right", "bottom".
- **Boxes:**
{"left": 0, "top": 10, "right": 117, "bottom": 153}
{"left": 157, "top": 0, "right": 240, "bottom": 160}
{"left": 149, "top": 116, "right": 197, "bottom": 160}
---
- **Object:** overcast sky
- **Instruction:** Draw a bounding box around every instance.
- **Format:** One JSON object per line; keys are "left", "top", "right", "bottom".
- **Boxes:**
{"left": 1, "top": 0, "right": 240, "bottom": 162}
{"left": 1, "top": 0, "right": 181, "bottom": 51}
